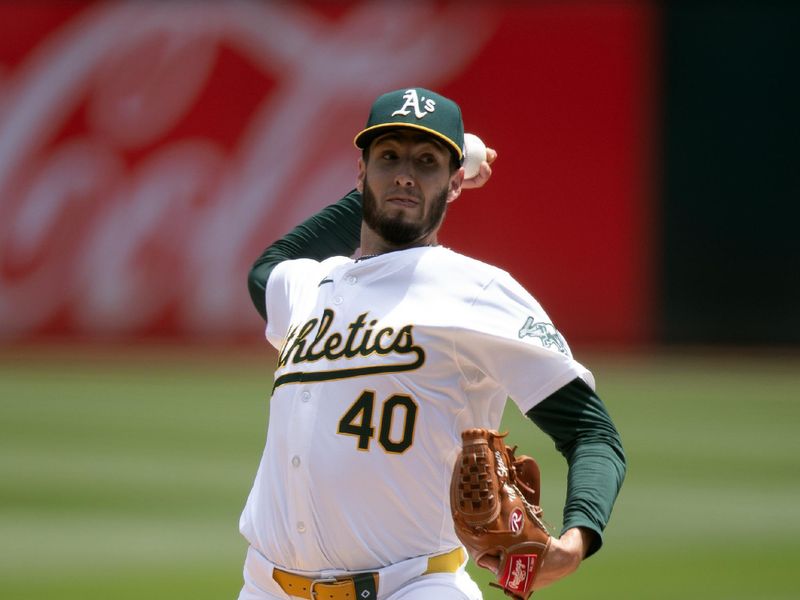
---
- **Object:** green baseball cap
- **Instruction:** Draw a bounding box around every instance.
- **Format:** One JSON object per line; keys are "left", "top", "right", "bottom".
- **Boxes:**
{"left": 354, "top": 87, "right": 464, "bottom": 161}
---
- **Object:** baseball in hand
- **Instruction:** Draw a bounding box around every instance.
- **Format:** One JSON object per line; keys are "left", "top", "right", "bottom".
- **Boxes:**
{"left": 462, "top": 133, "right": 487, "bottom": 179}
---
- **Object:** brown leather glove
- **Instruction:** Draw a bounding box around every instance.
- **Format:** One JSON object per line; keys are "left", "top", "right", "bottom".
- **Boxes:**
{"left": 450, "top": 429, "right": 551, "bottom": 599}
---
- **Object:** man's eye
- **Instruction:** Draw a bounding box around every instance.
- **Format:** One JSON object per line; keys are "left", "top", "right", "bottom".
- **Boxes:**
{"left": 419, "top": 154, "right": 437, "bottom": 165}
{"left": 381, "top": 151, "right": 397, "bottom": 160}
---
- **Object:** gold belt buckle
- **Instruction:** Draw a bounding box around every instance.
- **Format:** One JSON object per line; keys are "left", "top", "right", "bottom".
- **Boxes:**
{"left": 309, "top": 577, "right": 340, "bottom": 600}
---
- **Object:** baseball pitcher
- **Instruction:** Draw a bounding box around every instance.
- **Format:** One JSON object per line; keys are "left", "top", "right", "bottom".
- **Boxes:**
{"left": 237, "top": 88, "right": 626, "bottom": 599}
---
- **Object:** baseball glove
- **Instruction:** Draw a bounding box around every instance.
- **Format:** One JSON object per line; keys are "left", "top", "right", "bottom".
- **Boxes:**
{"left": 450, "top": 429, "right": 551, "bottom": 599}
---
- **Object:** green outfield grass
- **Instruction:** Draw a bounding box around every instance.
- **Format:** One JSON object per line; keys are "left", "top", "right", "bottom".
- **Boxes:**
{"left": 1, "top": 344, "right": 798, "bottom": 599}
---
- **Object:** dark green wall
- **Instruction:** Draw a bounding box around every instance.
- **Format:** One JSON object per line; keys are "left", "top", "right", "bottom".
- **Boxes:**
{"left": 661, "top": 1, "right": 800, "bottom": 344}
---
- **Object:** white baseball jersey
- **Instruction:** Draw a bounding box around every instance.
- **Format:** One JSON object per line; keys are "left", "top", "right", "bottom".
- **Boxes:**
{"left": 239, "top": 245, "right": 592, "bottom": 572}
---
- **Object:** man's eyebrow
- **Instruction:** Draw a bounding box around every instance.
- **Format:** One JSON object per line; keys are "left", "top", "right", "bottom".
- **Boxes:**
{"left": 372, "top": 134, "right": 401, "bottom": 146}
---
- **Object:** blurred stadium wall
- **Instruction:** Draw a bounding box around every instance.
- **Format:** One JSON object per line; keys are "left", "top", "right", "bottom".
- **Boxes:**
{"left": 0, "top": 1, "right": 796, "bottom": 347}
{"left": 661, "top": 1, "right": 800, "bottom": 345}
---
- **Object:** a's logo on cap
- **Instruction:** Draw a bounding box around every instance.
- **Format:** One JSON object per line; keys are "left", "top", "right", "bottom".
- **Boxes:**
{"left": 391, "top": 89, "right": 436, "bottom": 119}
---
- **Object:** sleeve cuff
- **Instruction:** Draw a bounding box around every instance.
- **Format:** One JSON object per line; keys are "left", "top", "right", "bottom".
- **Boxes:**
{"left": 560, "top": 521, "right": 604, "bottom": 558}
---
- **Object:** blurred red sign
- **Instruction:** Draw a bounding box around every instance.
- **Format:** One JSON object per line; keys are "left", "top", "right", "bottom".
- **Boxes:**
{"left": 0, "top": 1, "right": 655, "bottom": 344}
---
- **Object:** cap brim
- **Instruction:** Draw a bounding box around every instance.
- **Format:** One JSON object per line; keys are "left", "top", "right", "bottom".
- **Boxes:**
{"left": 353, "top": 123, "right": 463, "bottom": 160}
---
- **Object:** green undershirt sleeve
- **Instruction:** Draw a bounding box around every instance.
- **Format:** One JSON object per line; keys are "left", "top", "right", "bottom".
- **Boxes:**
{"left": 247, "top": 189, "right": 363, "bottom": 321}
{"left": 526, "top": 377, "right": 626, "bottom": 558}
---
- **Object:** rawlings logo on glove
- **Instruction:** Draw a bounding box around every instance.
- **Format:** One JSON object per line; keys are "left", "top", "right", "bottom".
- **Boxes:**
{"left": 450, "top": 429, "right": 551, "bottom": 599}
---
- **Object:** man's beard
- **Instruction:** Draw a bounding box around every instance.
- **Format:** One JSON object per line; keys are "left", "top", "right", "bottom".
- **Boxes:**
{"left": 361, "top": 177, "right": 449, "bottom": 246}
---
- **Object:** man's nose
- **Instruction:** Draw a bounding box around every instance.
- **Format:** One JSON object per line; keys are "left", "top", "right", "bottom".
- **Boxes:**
{"left": 395, "top": 170, "right": 415, "bottom": 187}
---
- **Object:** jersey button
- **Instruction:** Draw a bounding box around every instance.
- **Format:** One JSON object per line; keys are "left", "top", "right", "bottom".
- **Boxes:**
{"left": 301, "top": 391, "right": 311, "bottom": 402}
{"left": 346, "top": 275, "right": 358, "bottom": 285}
{"left": 291, "top": 456, "right": 301, "bottom": 467}
{"left": 297, "top": 521, "right": 306, "bottom": 533}
{"left": 333, "top": 296, "right": 343, "bottom": 305}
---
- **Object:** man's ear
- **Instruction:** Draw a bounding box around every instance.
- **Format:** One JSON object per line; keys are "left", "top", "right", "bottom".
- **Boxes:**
{"left": 355, "top": 158, "right": 365, "bottom": 193}
{"left": 447, "top": 168, "right": 464, "bottom": 203}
